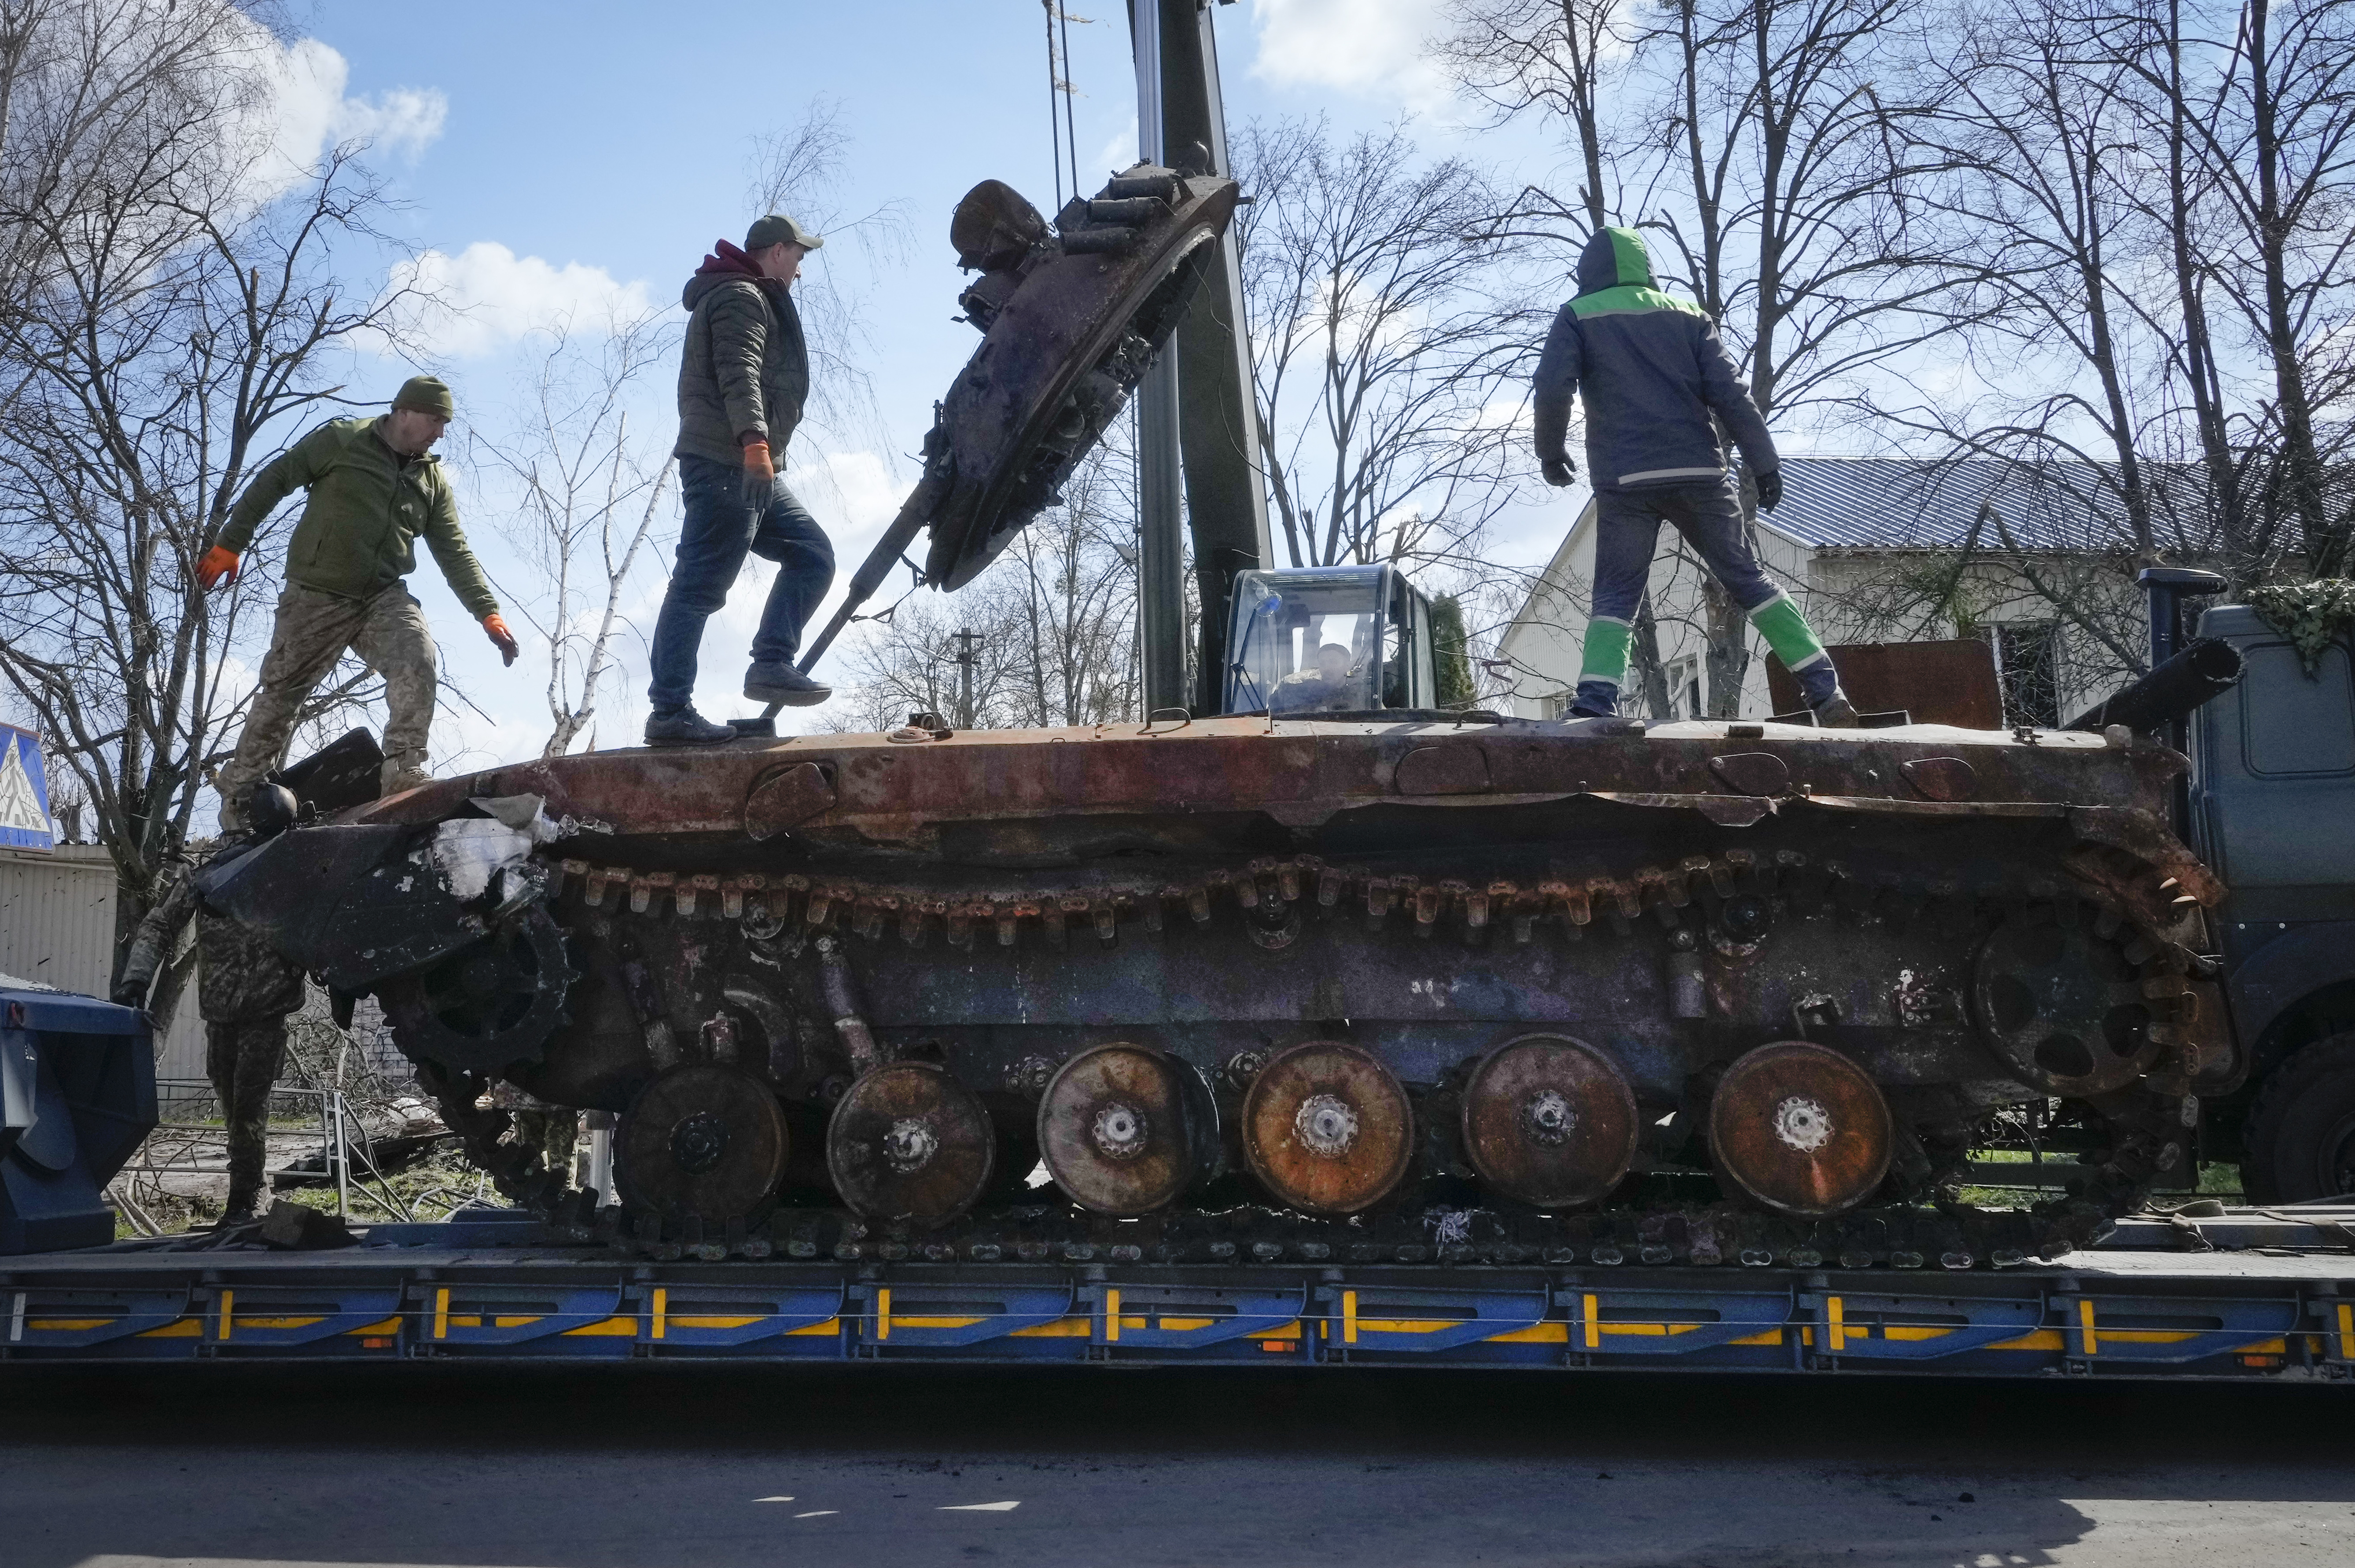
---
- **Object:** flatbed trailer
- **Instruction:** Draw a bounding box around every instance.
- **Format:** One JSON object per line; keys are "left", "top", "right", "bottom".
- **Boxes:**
{"left": 7, "top": 1208, "right": 2351, "bottom": 1383}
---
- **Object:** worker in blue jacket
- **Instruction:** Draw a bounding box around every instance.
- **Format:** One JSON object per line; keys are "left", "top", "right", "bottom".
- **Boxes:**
{"left": 1532, "top": 225, "right": 1854, "bottom": 725}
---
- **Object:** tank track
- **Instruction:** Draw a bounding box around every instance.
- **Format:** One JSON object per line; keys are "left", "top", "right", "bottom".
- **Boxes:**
{"left": 408, "top": 837, "right": 2208, "bottom": 1270}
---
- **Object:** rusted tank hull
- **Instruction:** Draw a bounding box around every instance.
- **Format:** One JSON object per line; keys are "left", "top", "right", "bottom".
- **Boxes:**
{"left": 221, "top": 714, "right": 2233, "bottom": 1267}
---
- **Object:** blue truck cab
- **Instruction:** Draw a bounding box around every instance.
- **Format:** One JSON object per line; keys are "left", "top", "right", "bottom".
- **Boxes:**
{"left": 2186, "top": 602, "right": 2355, "bottom": 1200}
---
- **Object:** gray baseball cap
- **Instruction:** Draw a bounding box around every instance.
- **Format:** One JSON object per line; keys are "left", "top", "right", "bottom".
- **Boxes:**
{"left": 745, "top": 213, "right": 824, "bottom": 252}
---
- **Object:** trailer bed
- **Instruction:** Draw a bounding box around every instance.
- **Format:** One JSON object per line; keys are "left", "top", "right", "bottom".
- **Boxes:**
{"left": 6, "top": 1207, "right": 2351, "bottom": 1383}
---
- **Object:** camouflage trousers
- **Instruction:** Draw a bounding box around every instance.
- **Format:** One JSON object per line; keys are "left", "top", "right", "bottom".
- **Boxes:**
{"left": 216, "top": 583, "right": 438, "bottom": 832}
{"left": 512, "top": 1109, "right": 578, "bottom": 1187}
{"left": 206, "top": 1017, "right": 289, "bottom": 1219}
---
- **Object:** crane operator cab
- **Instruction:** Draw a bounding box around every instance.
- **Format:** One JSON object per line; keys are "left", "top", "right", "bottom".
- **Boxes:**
{"left": 1222, "top": 564, "right": 1438, "bottom": 716}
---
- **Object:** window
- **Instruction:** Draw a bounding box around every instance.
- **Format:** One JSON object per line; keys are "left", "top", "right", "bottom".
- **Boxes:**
{"left": 1663, "top": 656, "right": 1704, "bottom": 720}
{"left": 2241, "top": 641, "right": 2355, "bottom": 775}
{"left": 1994, "top": 621, "right": 2062, "bottom": 728}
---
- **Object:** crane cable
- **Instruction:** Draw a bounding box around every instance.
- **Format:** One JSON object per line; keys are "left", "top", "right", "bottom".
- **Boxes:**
{"left": 1044, "top": 1, "right": 1082, "bottom": 212}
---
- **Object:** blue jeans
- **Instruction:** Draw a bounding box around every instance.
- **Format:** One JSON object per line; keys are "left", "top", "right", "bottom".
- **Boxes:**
{"left": 647, "top": 454, "right": 835, "bottom": 712}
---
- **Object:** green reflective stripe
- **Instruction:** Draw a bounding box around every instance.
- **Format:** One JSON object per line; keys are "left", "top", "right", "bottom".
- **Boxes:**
{"left": 1748, "top": 594, "right": 1826, "bottom": 671}
{"left": 1580, "top": 617, "right": 1633, "bottom": 685}
{"left": 1567, "top": 286, "right": 1704, "bottom": 321}
{"left": 1606, "top": 226, "right": 1653, "bottom": 288}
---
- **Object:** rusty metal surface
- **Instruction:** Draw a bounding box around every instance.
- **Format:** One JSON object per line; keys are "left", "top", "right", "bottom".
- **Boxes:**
{"left": 1240, "top": 1040, "right": 1413, "bottom": 1215}
{"left": 350, "top": 715, "right": 2198, "bottom": 882}
{"left": 1460, "top": 1034, "right": 1641, "bottom": 1208}
{"left": 1767, "top": 640, "right": 2005, "bottom": 728}
{"left": 1036, "top": 1043, "right": 1203, "bottom": 1215}
{"left": 826, "top": 1062, "right": 996, "bottom": 1227}
{"left": 924, "top": 169, "right": 1237, "bottom": 591}
{"left": 614, "top": 1063, "right": 789, "bottom": 1227}
{"left": 1900, "top": 756, "right": 1977, "bottom": 801}
{"left": 1708, "top": 1041, "right": 1895, "bottom": 1218}
{"left": 1970, "top": 911, "right": 2164, "bottom": 1095}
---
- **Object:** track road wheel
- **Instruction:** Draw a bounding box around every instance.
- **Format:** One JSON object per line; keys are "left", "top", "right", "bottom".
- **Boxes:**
{"left": 1241, "top": 1039, "right": 1413, "bottom": 1216}
{"left": 828, "top": 1062, "right": 996, "bottom": 1228}
{"left": 2241, "top": 1032, "right": 2355, "bottom": 1204}
{"left": 1037, "top": 1043, "right": 1210, "bottom": 1215}
{"left": 615, "top": 1064, "right": 788, "bottom": 1230}
{"left": 1461, "top": 1034, "right": 1640, "bottom": 1209}
{"left": 1708, "top": 1041, "right": 1893, "bottom": 1219}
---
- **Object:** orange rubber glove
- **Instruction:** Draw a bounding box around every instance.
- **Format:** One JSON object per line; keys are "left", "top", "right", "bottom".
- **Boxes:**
{"left": 197, "top": 546, "right": 240, "bottom": 589}
{"left": 741, "top": 437, "right": 774, "bottom": 489}
{"left": 482, "top": 612, "right": 519, "bottom": 667}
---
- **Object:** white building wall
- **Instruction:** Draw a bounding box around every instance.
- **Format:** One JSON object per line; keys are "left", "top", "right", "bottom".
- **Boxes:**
{"left": 0, "top": 843, "right": 207, "bottom": 1079}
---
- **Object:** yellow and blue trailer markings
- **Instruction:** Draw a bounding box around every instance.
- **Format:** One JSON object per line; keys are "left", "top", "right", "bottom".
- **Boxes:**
{"left": 0, "top": 1268, "right": 2341, "bottom": 1380}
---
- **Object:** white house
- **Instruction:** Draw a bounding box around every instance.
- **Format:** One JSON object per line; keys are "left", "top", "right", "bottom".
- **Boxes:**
{"left": 1496, "top": 457, "right": 2172, "bottom": 725}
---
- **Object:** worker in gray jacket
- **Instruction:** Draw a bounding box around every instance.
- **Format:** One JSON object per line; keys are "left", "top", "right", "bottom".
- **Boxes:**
{"left": 1532, "top": 226, "right": 1853, "bottom": 725}
{"left": 644, "top": 213, "right": 837, "bottom": 744}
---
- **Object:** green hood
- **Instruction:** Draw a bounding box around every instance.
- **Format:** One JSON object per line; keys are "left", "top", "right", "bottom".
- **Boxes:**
{"left": 1576, "top": 226, "right": 1656, "bottom": 295}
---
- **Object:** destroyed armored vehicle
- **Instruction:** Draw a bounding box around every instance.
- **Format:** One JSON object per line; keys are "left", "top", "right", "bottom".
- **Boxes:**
{"left": 211, "top": 704, "right": 2237, "bottom": 1269}
{"left": 205, "top": 166, "right": 2240, "bottom": 1269}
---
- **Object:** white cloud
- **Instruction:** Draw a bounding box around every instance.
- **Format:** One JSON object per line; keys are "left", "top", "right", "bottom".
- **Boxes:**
{"left": 381, "top": 243, "right": 655, "bottom": 359}
{"left": 1247, "top": 0, "right": 1451, "bottom": 110}
{"left": 262, "top": 39, "right": 447, "bottom": 173}
{"left": 787, "top": 449, "right": 911, "bottom": 540}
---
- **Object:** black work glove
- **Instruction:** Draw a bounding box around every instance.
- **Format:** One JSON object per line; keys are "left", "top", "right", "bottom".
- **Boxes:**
{"left": 1541, "top": 455, "right": 1577, "bottom": 488}
{"left": 1754, "top": 467, "right": 1783, "bottom": 513}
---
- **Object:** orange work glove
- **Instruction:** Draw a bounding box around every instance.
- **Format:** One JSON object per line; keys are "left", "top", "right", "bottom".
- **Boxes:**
{"left": 482, "top": 612, "right": 519, "bottom": 667}
{"left": 197, "top": 546, "right": 241, "bottom": 589}
{"left": 741, "top": 437, "right": 774, "bottom": 489}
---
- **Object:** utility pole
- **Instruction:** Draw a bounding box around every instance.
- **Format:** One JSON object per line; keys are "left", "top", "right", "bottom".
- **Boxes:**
{"left": 1130, "top": 0, "right": 1272, "bottom": 715}
{"left": 1132, "top": 0, "right": 1188, "bottom": 717}
{"left": 950, "top": 628, "right": 982, "bottom": 730}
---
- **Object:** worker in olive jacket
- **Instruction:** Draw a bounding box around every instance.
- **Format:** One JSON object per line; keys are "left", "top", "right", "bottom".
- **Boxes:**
{"left": 1532, "top": 227, "right": 1854, "bottom": 725}
{"left": 643, "top": 212, "right": 836, "bottom": 745}
{"left": 201, "top": 376, "right": 518, "bottom": 830}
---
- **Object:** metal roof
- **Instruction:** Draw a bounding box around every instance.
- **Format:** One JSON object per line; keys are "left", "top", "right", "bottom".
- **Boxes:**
{"left": 1766, "top": 457, "right": 2204, "bottom": 553}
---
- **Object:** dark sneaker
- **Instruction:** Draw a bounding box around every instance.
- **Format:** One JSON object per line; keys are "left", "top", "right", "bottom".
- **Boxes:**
{"left": 745, "top": 661, "right": 832, "bottom": 706}
{"left": 1812, "top": 693, "right": 1861, "bottom": 728}
{"left": 644, "top": 705, "right": 736, "bottom": 746}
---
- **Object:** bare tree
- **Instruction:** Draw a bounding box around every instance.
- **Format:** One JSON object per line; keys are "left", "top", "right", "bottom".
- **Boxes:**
{"left": 1874, "top": 0, "right": 2179, "bottom": 566}
{"left": 1234, "top": 118, "right": 1544, "bottom": 575}
{"left": 1442, "top": 0, "right": 1644, "bottom": 239}
{"left": 2184, "top": 0, "right": 2355, "bottom": 573}
{"left": 821, "top": 433, "right": 1141, "bottom": 733}
{"left": 1843, "top": 0, "right": 2353, "bottom": 656}
{"left": 745, "top": 96, "right": 914, "bottom": 470}
{"left": 0, "top": 0, "right": 423, "bottom": 976}
{"left": 466, "top": 311, "right": 678, "bottom": 757}
{"left": 997, "top": 440, "right": 1141, "bottom": 728}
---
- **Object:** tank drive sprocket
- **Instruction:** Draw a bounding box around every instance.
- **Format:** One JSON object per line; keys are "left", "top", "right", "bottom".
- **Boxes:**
{"left": 378, "top": 906, "right": 574, "bottom": 1077}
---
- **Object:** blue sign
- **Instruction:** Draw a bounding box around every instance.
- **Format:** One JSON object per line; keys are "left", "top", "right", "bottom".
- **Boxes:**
{"left": 0, "top": 723, "right": 55, "bottom": 852}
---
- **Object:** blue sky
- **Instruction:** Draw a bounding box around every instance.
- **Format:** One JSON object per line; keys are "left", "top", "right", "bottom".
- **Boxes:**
{"left": 257, "top": 0, "right": 1578, "bottom": 772}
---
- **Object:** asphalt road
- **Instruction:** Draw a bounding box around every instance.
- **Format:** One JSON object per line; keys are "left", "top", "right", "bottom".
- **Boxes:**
{"left": 3, "top": 1361, "right": 2349, "bottom": 1568}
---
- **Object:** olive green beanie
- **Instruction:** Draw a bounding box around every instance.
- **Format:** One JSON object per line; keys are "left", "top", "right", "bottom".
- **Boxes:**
{"left": 393, "top": 375, "right": 454, "bottom": 419}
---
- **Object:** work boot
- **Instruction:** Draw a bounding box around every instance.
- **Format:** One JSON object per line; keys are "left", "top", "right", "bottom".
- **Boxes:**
{"left": 644, "top": 705, "right": 736, "bottom": 746}
{"left": 380, "top": 748, "right": 432, "bottom": 797}
{"left": 745, "top": 661, "right": 831, "bottom": 707}
{"left": 219, "top": 1173, "right": 265, "bottom": 1227}
{"left": 1794, "top": 662, "right": 1859, "bottom": 728}
{"left": 1565, "top": 679, "right": 1618, "bottom": 720}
